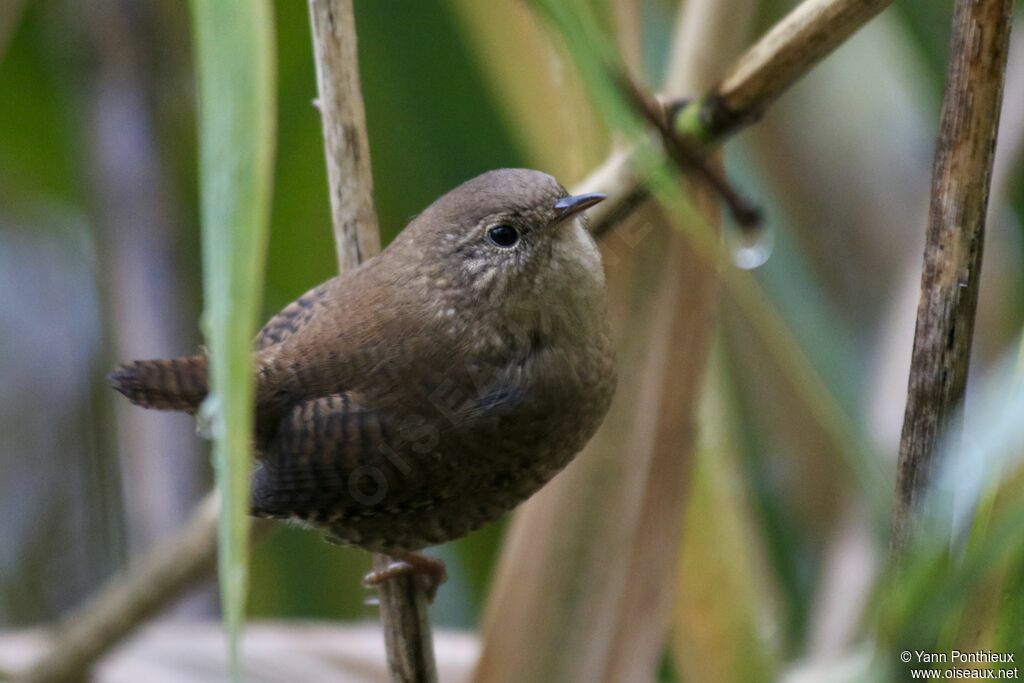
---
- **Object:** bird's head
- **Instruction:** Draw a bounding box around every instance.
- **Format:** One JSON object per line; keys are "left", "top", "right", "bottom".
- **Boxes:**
{"left": 391, "top": 169, "right": 607, "bottom": 323}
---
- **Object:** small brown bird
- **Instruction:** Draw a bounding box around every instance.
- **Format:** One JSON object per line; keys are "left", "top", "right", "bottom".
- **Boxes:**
{"left": 110, "top": 168, "right": 615, "bottom": 592}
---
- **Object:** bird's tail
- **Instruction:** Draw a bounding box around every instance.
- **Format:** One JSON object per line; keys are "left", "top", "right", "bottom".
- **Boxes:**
{"left": 108, "top": 355, "right": 208, "bottom": 413}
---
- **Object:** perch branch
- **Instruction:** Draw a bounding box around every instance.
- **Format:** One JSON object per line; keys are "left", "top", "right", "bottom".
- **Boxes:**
{"left": 308, "top": 1, "right": 437, "bottom": 681}
{"left": 309, "top": 0, "right": 381, "bottom": 272}
{"left": 681, "top": 0, "right": 895, "bottom": 142}
{"left": 617, "top": 75, "right": 761, "bottom": 229}
{"left": 588, "top": 0, "right": 898, "bottom": 232}
{"left": 890, "top": 0, "right": 1013, "bottom": 554}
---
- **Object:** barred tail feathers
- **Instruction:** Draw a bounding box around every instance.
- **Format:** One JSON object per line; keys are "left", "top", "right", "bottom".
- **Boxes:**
{"left": 108, "top": 355, "right": 208, "bottom": 413}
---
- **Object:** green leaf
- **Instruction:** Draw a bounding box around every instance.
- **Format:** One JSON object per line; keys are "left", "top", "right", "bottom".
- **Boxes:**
{"left": 188, "top": 1, "right": 276, "bottom": 679}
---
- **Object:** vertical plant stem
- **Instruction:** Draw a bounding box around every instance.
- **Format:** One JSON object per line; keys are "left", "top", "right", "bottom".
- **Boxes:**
{"left": 308, "top": 0, "right": 381, "bottom": 272}
{"left": 891, "top": 0, "right": 1013, "bottom": 554}
{"left": 600, "top": 0, "right": 754, "bottom": 678}
{"left": 307, "top": 2, "right": 436, "bottom": 681}
{"left": 372, "top": 555, "right": 439, "bottom": 681}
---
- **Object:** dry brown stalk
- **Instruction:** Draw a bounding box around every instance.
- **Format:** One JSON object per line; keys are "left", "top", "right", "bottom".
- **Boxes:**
{"left": 891, "top": 0, "right": 1014, "bottom": 553}
{"left": 694, "top": 0, "right": 894, "bottom": 141}
{"left": 307, "top": 1, "right": 436, "bottom": 681}
{"left": 308, "top": 0, "right": 381, "bottom": 272}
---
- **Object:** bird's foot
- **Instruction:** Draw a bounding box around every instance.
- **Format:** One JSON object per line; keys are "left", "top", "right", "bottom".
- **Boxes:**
{"left": 362, "top": 552, "right": 448, "bottom": 603}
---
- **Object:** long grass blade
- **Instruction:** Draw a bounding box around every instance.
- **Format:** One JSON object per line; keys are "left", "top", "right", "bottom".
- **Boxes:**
{"left": 189, "top": 1, "right": 276, "bottom": 679}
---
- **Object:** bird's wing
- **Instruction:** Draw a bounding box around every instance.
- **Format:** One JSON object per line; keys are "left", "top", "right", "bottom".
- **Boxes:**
{"left": 251, "top": 367, "right": 530, "bottom": 522}
{"left": 252, "top": 392, "right": 433, "bottom": 522}
{"left": 254, "top": 281, "right": 333, "bottom": 350}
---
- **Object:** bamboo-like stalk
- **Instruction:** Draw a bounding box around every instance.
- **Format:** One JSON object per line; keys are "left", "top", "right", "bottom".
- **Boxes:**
{"left": 684, "top": 0, "right": 894, "bottom": 142}
{"left": 7, "top": 0, "right": 910, "bottom": 675}
{"left": 890, "top": 0, "right": 1014, "bottom": 554}
{"left": 570, "top": 0, "right": 903, "bottom": 232}
{"left": 307, "top": 1, "right": 436, "bottom": 681}
{"left": 308, "top": 0, "right": 381, "bottom": 273}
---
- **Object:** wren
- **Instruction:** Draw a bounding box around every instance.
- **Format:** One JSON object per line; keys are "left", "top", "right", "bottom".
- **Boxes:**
{"left": 110, "top": 168, "right": 616, "bottom": 592}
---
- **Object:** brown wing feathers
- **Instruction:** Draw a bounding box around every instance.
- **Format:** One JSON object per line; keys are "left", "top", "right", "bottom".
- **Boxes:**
{"left": 254, "top": 282, "right": 330, "bottom": 350}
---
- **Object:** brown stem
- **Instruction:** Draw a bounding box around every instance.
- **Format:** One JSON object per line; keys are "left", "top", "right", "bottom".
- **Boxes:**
{"left": 587, "top": 1, "right": 900, "bottom": 236}
{"left": 697, "top": 0, "right": 895, "bottom": 141}
{"left": 308, "top": 1, "right": 437, "bottom": 681}
{"left": 618, "top": 77, "right": 762, "bottom": 229}
{"left": 308, "top": 0, "right": 382, "bottom": 273}
{"left": 890, "top": 0, "right": 1013, "bottom": 554}
{"left": 372, "top": 555, "right": 439, "bottom": 682}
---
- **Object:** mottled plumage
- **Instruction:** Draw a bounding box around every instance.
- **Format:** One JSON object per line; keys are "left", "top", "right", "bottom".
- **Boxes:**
{"left": 110, "top": 169, "right": 616, "bottom": 554}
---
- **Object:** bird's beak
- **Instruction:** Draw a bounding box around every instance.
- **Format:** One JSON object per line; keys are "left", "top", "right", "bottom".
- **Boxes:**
{"left": 553, "top": 192, "right": 607, "bottom": 222}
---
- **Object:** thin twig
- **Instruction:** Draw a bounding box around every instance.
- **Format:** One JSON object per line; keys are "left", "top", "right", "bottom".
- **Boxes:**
{"left": 890, "top": 0, "right": 1013, "bottom": 554}
{"left": 308, "top": 0, "right": 381, "bottom": 273}
{"left": 688, "top": 0, "right": 894, "bottom": 142}
{"left": 372, "top": 555, "right": 439, "bottom": 681}
{"left": 307, "top": 1, "right": 437, "bottom": 681}
{"left": 617, "top": 74, "right": 761, "bottom": 229}
{"left": 589, "top": 0, "right": 898, "bottom": 232}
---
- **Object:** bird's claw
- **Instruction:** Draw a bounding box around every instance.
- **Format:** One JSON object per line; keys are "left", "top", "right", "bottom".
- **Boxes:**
{"left": 362, "top": 552, "right": 448, "bottom": 603}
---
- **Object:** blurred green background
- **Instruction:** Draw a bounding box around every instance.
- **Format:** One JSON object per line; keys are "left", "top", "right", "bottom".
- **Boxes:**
{"left": 3, "top": 0, "right": 1024, "bottom": 680}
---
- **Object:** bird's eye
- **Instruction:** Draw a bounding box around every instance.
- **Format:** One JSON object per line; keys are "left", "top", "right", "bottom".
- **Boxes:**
{"left": 487, "top": 224, "right": 520, "bottom": 248}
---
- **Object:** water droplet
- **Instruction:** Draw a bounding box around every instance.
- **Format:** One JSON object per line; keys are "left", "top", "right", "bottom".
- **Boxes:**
{"left": 728, "top": 222, "right": 774, "bottom": 270}
{"left": 196, "top": 393, "right": 219, "bottom": 440}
